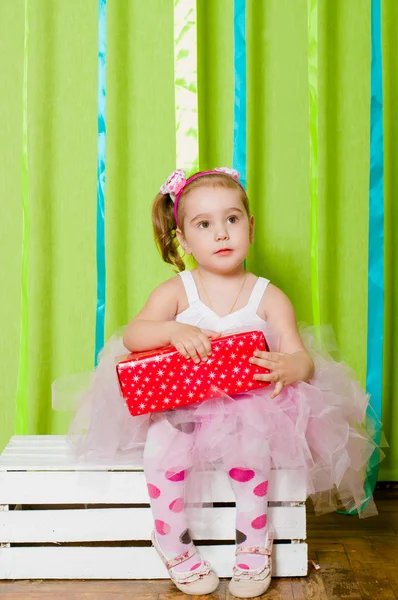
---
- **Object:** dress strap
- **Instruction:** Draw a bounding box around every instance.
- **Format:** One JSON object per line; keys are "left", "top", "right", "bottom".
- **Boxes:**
{"left": 247, "top": 277, "right": 270, "bottom": 312}
{"left": 178, "top": 271, "right": 200, "bottom": 305}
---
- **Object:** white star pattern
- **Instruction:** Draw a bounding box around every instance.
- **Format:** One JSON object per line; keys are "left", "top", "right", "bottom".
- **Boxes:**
{"left": 117, "top": 331, "right": 269, "bottom": 416}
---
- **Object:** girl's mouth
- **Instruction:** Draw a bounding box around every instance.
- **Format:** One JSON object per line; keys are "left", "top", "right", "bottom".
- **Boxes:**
{"left": 215, "top": 249, "right": 233, "bottom": 255}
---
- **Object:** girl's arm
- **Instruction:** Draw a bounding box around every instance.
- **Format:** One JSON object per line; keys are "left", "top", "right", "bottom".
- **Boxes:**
{"left": 250, "top": 285, "right": 315, "bottom": 398}
{"left": 122, "top": 278, "right": 220, "bottom": 357}
{"left": 122, "top": 279, "right": 179, "bottom": 352}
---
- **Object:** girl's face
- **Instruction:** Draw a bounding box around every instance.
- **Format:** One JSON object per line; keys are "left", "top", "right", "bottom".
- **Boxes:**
{"left": 176, "top": 185, "right": 254, "bottom": 273}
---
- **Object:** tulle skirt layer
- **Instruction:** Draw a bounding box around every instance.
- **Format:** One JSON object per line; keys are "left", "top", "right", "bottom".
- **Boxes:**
{"left": 52, "top": 324, "right": 385, "bottom": 518}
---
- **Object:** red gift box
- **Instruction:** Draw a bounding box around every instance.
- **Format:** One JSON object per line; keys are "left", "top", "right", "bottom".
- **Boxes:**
{"left": 116, "top": 330, "right": 270, "bottom": 417}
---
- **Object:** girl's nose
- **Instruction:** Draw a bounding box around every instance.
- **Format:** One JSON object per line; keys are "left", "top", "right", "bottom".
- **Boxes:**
{"left": 215, "top": 230, "right": 229, "bottom": 241}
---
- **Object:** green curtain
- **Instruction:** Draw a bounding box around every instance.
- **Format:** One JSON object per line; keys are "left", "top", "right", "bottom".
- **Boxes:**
{"left": 1, "top": 0, "right": 397, "bottom": 480}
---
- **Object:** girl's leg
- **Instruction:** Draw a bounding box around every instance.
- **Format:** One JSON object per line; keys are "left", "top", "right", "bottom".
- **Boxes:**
{"left": 143, "top": 417, "right": 202, "bottom": 573}
{"left": 228, "top": 467, "right": 271, "bottom": 570}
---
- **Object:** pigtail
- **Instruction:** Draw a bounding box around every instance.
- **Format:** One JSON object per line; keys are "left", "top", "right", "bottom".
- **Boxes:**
{"left": 152, "top": 192, "right": 186, "bottom": 273}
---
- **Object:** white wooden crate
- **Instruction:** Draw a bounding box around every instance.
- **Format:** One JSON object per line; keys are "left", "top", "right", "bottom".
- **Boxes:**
{"left": 0, "top": 435, "right": 308, "bottom": 579}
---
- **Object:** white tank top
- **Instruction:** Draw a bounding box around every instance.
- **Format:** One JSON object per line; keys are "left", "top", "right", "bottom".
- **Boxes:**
{"left": 175, "top": 270, "right": 270, "bottom": 335}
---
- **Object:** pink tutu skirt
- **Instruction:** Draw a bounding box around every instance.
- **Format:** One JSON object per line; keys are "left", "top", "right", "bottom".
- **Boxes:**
{"left": 52, "top": 323, "right": 385, "bottom": 518}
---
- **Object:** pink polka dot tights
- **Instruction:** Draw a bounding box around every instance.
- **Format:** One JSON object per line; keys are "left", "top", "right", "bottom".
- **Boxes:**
{"left": 143, "top": 419, "right": 270, "bottom": 573}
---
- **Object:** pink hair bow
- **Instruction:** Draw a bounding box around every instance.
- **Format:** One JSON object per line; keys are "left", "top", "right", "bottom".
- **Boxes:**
{"left": 160, "top": 169, "right": 187, "bottom": 202}
{"left": 213, "top": 167, "right": 240, "bottom": 181}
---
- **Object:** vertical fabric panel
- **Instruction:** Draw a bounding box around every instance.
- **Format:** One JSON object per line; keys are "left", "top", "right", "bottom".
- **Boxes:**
{"left": 380, "top": 0, "right": 398, "bottom": 481}
{"left": 15, "top": 0, "right": 30, "bottom": 435}
{"left": 317, "top": 0, "right": 369, "bottom": 378}
{"left": 105, "top": 0, "right": 176, "bottom": 338}
{"left": 232, "top": 0, "right": 246, "bottom": 188}
{"left": 246, "top": 1, "right": 312, "bottom": 321}
{"left": 308, "top": 0, "right": 320, "bottom": 328}
{"left": 174, "top": 0, "right": 198, "bottom": 173}
{"left": 197, "top": 0, "right": 234, "bottom": 170}
{"left": 95, "top": 0, "right": 106, "bottom": 365}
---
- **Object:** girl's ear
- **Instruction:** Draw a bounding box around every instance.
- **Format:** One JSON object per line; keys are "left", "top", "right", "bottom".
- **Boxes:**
{"left": 249, "top": 215, "right": 255, "bottom": 243}
{"left": 175, "top": 228, "right": 192, "bottom": 255}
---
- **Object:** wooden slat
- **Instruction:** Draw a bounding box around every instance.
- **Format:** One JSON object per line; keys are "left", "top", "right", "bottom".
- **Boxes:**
{"left": 0, "top": 437, "right": 307, "bottom": 492}
{"left": 0, "top": 455, "right": 141, "bottom": 470}
{"left": 7, "top": 435, "right": 68, "bottom": 444}
{"left": 7, "top": 435, "right": 68, "bottom": 443}
{"left": 0, "top": 505, "right": 306, "bottom": 543}
{"left": 0, "top": 469, "right": 306, "bottom": 504}
{"left": 0, "top": 543, "right": 308, "bottom": 579}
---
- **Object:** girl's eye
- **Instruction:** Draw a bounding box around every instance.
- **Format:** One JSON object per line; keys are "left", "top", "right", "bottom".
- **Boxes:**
{"left": 198, "top": 221, "right": 210, "bottom": 228}
{"left": 228, "top": 215, "right": 238, "bottom": 223}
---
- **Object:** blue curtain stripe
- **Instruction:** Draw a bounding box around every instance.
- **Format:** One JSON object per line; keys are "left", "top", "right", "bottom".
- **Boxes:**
{"left": 232, "top": 0, "right": 246, "bottom": 190}
{"left": 366, "top": 0, "right": 384, "bottom": 483}
{"left": 95, "top": 0, "right": 107, "bottom": 366}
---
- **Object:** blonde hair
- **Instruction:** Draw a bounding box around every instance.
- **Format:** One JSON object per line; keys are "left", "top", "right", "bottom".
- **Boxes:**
{"left": 152, "top": 172, "right": 251, "bottom": 272}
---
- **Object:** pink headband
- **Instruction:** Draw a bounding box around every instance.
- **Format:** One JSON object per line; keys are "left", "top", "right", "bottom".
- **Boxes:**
{"left": 160, "top": 167, "right": 243, "bottom": 228}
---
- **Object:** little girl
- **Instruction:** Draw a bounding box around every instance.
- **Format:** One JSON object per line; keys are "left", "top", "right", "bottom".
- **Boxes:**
{"left": 57, "top": 167, "right": 383, "bottom": 599}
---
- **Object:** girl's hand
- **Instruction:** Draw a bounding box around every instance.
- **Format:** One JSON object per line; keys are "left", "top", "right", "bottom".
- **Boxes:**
{"left": 169, "top": 323, "right": 221, "bottom": 364}
{"left": 249, "top": 349, "right": 314, "bottom": 399}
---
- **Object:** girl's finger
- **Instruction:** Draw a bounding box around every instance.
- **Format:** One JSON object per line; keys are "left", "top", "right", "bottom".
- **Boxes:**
{"left": 183, "top": 341, "right": 201, "bottom": 363}
{"left": 201, "top": 329, "right": 221, "bottom": 340}
{"left": 198, "top": 332, "right": 213, "bottom": 356}
{"left": 175, "top": 342, "right": 191, "bottom": 360}
{"left": 253, "top": 350, "right": 282, "bottom": 362}
{"left": 270, "top": 381, "right": 284, "bottom": 399}
{"left": 193, "top": 339, "right": 209, "bottom": 361}
{"left": 249, "top": 357, "right": 278, "bottom": 370}
{"left": 253, "top": 372, "right": 279, "bottom": 383}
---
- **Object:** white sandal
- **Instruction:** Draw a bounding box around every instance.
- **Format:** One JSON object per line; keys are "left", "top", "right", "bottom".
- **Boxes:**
{"left": 229, "top": 528, "right": 274, "bottom": 598}
{"left": 151, "top": 530, "right": 219, "bottom": 595}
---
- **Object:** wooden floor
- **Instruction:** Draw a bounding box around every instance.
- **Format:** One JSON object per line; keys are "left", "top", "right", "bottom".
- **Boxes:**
{"left": 1, "top": 487, "right": 397, "bottom": 600}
